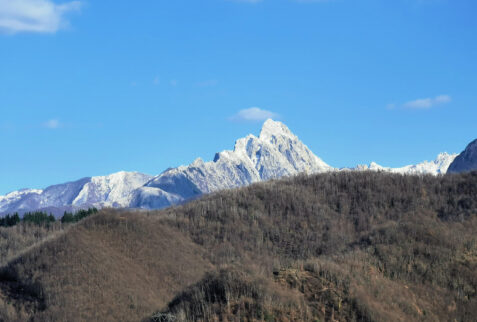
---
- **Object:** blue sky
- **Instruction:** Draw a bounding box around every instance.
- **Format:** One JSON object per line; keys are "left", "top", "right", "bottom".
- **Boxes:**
{"left": 0, "top": 0, "right": 476, "bottom": 194}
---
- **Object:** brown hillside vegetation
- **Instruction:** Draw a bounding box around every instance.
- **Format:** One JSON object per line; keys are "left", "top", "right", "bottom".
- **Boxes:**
{"left": 0, "top": 212, "right": 213, "bottom": 321}
{"left": 0, "top": 222, "right": 65, "bottom": 267}
{"left": 1, "top": 171, "right": 477, "bottom": 321}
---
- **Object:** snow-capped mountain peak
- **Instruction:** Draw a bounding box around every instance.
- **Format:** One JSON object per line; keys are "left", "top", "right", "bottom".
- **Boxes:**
{"left": 259, "top": 119, "right": 294, "bottom": 142}
{"left": 132, "top": 119, "right": 333, "bottom": 209}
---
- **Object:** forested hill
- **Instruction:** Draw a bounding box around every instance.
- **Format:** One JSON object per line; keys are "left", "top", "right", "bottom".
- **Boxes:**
{"left": 1, "top": 171, "right": 477, "bottom": 321}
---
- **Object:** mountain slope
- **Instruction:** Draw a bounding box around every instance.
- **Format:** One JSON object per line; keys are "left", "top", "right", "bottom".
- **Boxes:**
{"left": 447, "top": 139, "right": 477, "bottom": 173}
{"left": 71, "top": 171, "right": 152, "bottom": 207}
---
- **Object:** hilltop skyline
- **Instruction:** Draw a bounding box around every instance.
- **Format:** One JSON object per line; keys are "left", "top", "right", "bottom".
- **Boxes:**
{"left": 1, "top": 0, "right": 476, "bottom": 194}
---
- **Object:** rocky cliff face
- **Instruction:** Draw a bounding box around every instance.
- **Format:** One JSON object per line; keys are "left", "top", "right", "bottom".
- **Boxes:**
{"left": 447, "top": 139, "right": 477, "bottom": 173}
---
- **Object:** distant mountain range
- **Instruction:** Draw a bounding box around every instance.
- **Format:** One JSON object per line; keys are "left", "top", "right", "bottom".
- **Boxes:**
{"left": 348, "top": 152, "right": 457, "bottom": 175}
{"left": 0, "top": 119, "right": 473, "bottom": 216}
{"left": 0, "top": 172, "right": 152, "bottom": 216}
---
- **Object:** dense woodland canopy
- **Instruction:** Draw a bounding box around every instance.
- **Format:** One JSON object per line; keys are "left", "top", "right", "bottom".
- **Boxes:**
{"left": 0, "top": 208, "right": 98, "bottom": 228}
{"left": 0, "top": 171, "right": 477, "bottom": 321}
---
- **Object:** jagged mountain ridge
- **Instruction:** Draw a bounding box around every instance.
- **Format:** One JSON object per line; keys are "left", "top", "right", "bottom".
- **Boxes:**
{"left": 0, "top": 119, "right": 462, "bottom": 215}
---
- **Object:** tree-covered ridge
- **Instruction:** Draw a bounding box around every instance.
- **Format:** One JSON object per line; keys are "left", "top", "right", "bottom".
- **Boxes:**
{"left": 153, "top": 171, "right": 477, "bottom": 321}
{"left": 60, "top": 208, "right": 98, "bottom": 223}
{"left": 0, "top": 208, "right": 98, "bottom": 227}
{"left": 0, "top": 214, "right": 20, "bottom": 227}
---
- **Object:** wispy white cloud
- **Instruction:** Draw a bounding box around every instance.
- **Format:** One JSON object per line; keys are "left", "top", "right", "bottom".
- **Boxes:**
{"left": 405, "top": 98, "right": 433, "bottom": 109}
{"left": 230, "top": 107, "right": 279, "bottom": 122}
{"left": 43, "top": 119, "right": 61, "bottom": 129}
{"left": 404, "top": 94, "right": 451, "bottom": 109}
{"left": 0, "top": 0, "right": 81, "bottom": 34}
{"left": 434, "top": 94, "right": 452, "bottom": 104}
{"left": 170, "top": 80, "right": 178, "bottom": 86}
